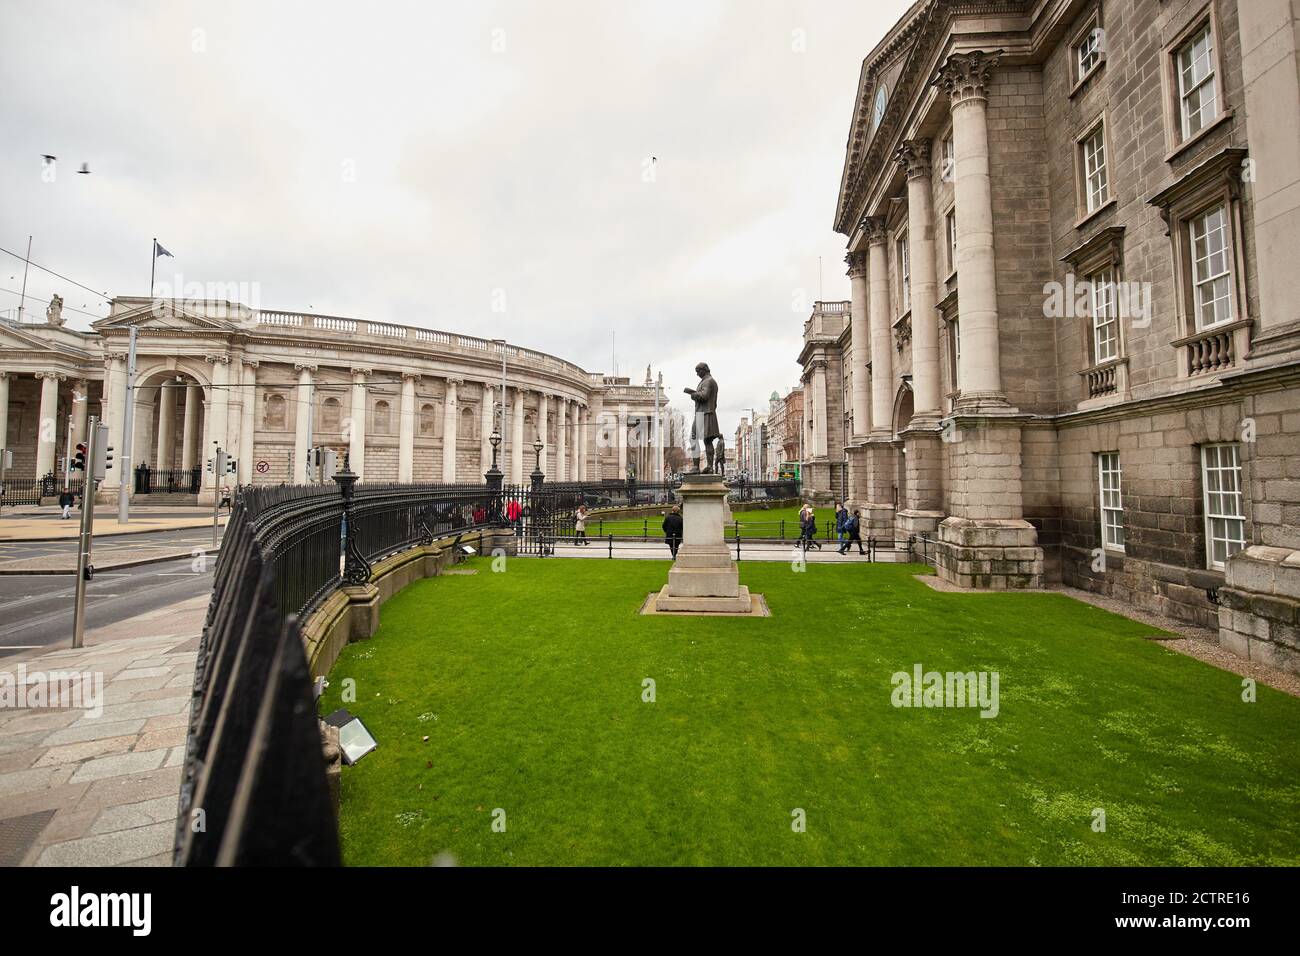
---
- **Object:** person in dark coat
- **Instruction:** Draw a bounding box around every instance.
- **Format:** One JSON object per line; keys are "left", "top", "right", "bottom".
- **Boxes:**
{"left": 834, "top": 502, "right": 849, "bottom": 553}
{"left": 798, "top": 503, "right": 821, "bottom": 551}
{"left": 662, "top": 505, "right": 684, "bottom": 559}
{"left": 58, "top": 488, "right": 75, "bottom": 519}
{"left": 844, "top": 508, "right": 866, "bottom": 555}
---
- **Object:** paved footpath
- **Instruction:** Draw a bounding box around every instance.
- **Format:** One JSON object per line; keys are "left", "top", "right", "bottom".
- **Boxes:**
{"left": 0, "top": 508, "right": 228, "bottom": 543}
{"left": 0, "top": 593, "right": 205, "bottom": 866}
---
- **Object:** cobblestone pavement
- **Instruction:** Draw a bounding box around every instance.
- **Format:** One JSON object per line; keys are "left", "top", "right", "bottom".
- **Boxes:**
{"left": 0, "top": 593, "right": 205, "bottom": 866}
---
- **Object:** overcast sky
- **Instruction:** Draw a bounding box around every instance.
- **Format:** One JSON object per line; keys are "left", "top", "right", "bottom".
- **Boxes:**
{"left": 0, "top": 0, "right": 912, "bottom": 428}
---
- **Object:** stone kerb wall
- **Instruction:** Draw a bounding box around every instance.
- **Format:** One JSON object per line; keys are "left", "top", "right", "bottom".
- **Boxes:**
{"left": 300, "top": 527, "right": 516, "bottom": 679}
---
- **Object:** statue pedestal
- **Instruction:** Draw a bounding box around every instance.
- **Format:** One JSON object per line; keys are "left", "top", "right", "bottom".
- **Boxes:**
{"left": 643, "top": 474, "right": 765, "bottom": 615}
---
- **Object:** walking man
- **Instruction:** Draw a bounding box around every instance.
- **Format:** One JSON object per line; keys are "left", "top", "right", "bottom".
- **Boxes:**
{"left": 662, "top": 505, "right": 683, "bottom": 559}
{"left": 58, "top": 487, "right": 75, "bottom": 519}
{"left": 834, "top": 501, "right": 849, "bottom": 553}
{"left": 845, "top": 508, "right": 866, "bottom": 555}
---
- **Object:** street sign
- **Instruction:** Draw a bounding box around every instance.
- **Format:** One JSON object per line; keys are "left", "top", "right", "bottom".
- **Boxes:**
{"left": 256, "top": 460, "right": 270, "bottom": 474}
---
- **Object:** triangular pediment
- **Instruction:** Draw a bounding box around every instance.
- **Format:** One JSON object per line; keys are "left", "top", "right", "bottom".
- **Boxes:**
{"left": 94, "top": 299, "right": 243, "bottom": 334}
{"left": 0, "top": 320, "right": 95, "bottom": 358}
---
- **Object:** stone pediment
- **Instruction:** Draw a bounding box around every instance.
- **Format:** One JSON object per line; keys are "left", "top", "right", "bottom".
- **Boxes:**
{"left": 0, "top": 320, "right": 96, "bottom": 359}
{"left": 93, "top": 300, "right": 243, "bottom": 334}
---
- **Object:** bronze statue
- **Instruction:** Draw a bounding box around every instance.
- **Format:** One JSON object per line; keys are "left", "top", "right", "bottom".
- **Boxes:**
{"left": 684, "top": 362, "right": 726, "bottom": 474}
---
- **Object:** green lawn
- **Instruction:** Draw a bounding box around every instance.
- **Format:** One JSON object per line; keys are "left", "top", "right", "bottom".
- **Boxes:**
{"left": 322, "top": 558, "right": 1300, "bottom": 866}
{"left": 586, "top": 505, "right": 835, "bottom": 539}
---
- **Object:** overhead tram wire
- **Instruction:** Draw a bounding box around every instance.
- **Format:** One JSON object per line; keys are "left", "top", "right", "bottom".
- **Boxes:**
{"left": 0, "top": 244, "right": 113, "bottom": 301}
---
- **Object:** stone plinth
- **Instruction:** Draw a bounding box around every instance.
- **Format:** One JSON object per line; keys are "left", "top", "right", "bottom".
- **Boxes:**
{"left": 934, "top": 517, "right": 1044, "bottom": 590}
{"left": 644, "top": 474, "right": 762, "bottom": 615}
{"left": 1217, "top": 545, "right": 1300, "bottom": 675}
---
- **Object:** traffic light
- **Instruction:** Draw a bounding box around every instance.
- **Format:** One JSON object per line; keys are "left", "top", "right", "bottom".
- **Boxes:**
{"left": 72, "top": 443, "right": 87, "bottom": 472}
{"left": 91, "top": 424, "right": 112, "bottom": 480}
{"left": 225, "top": 456, "right": 237, "bottom": 475}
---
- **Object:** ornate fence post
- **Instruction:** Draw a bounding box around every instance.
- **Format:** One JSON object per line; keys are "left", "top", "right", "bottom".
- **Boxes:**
{"left": 332, "top": 465, "right": 372, "bottom": 586}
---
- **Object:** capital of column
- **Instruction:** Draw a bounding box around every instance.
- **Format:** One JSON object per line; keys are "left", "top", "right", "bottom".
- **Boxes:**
{"left": 844, "top": 250, "right": 867, "bottom": 278}
{"left": 444, "top": 376, "right": 463, "bottom": 386}
{"left": 932, "top": 50, "right": 1002, "bottom": 106}
{"left": 401, "top": 371, "right": 421, "bottom": 383}
{"left": 294, "top": 363, "right": 317, "bottom": 374}
{"left": 37, "top": 371, "right": 67, "bottom": 382}
{"left": 861, "top": 215, "right": 890, "bottom": 246}
{"left": 895, "top": 138, "right": 932, "bottom": 180}
{"left": 204, "top": 354, "right": 231, "bottom": 365}
{"left": 242, "top": 359, "right": 260, "bottom": 371}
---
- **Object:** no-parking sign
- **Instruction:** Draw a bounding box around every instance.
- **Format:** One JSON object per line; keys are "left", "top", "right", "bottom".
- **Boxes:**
{"left": 256, "top": 460, "right": 270, "bottom": 474}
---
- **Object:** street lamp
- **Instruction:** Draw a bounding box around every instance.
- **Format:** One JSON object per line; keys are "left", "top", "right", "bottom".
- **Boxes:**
{"left": 488, "top": 428, "right": 502, "bottom": 473}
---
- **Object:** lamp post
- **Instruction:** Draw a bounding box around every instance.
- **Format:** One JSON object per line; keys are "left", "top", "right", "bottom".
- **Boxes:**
{"left": 485, "top": 428, "right": 503, "bottom": 521}
{"left": 530, "top": 436, "right": 544, "bottom": 493}
{"left": 332, "top": 463, "right": 371, "bottom": 586}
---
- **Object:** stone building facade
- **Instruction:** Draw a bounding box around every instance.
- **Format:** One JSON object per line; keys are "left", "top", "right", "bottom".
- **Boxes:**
{"left": 0, "top": 297, "right": 668, "bottom": 500}
{"left": 817, "top": 0, "right": 1300, "bottom": 673}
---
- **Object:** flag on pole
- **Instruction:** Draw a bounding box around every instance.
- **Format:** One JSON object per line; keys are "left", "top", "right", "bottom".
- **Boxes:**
{"left": 154, "top": 241, "right": 173, "bottom": 259}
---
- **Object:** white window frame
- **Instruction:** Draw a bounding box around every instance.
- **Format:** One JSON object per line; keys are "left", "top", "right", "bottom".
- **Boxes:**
{"left": 1077, "top": 26, "right": 1102, "bottom": 81}
{"left": 941, "top": 132, "right": 955, "bottom": 183}
{"left": 896, "top": 233, "right": 911, "bottom": 315}
{"left": 1188, "top": 203, "right": 1233, "bottom": 329}
{"left": 1098, "top": 452, "right": 1124, "bottom": 552}
{"left": 1089, "top": 266, "right": 1119, "bottom": 363}
{"left": 1082, "top": 124, "right": 1109, "bottom": 213}
{"left": 1201, "top": 443, "right": 1245, "bottom": 569}
{"left": 1176, "top": 23, "right": 1218, "bottom": 142}
{"left": 945, "top": 207, "right": 958, "bottom": 276}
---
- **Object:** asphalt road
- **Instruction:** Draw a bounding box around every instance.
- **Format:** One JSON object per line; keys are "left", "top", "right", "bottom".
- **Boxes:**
{"left": 0, "top": 526, "right": 222, "bottom": 562}
{"left": 0, "top": 556, "right": 215, "bottom": 658}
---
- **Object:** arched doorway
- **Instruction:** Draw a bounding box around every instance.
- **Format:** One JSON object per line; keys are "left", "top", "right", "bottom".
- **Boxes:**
{"left": 136, "top": 368, "right": 205, "bottom": 495}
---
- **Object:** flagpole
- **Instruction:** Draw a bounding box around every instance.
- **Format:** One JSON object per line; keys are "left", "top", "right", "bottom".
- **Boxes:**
{"left": 150, "top": 238, "right": 156, "bottom": 299}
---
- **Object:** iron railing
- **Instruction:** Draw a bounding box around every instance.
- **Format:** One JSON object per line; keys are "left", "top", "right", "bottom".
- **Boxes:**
{"left": 135, "top": 465, "right": 202, "bottom": 494}
{"left": 0, "top": 473, "right": 84, "bottom": 506}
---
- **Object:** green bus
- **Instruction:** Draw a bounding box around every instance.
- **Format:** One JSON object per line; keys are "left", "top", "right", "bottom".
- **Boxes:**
{"left": 778, "top": 461, "right": 801, "bottom": 481}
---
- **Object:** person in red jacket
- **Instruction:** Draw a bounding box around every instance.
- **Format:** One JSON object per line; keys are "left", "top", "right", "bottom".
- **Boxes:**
{"left": 505, "top": 498, "right": 523, "bottom": 536}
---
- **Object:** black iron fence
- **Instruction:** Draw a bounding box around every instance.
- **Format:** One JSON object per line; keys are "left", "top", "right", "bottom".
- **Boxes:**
{"left": 135, "top": 465, "right": 202, "bottom": 494}
{"left": 0, "top": 473, "right": 85, "bottom": 506}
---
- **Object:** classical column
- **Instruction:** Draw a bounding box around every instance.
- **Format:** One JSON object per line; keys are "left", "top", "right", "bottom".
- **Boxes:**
{"left": 239, "top": 361, "right": 257, "bottom": 484}
{"left": 586, "top": 393, "right": 603, "bottom": 480}
{"left": 556, "top": 399, "right": 568, "bottom": 481}
{"left": 865, "top": 217, "right": 895, "bottom": 435}
{"left": 934, "top": 51, "right": 1006, "bottom": 407}
{"left": 536, "top": 392, "right": 549, "bottom": 476}
{"left": 204, "top": 355, "right": 231, "bottom": 489}
{"left": 510, "top": 386, "right": 525, "bottom": 484}
{"left": 617, "top": 404, "right": 628, "bottom": 477}
{"left": 156, "top": 379, "right": 177, "bottom": 470}
{"left": 349, "top": 367, "right": 369, "bottom": 480}
{"left": 897, "top": 138, "right": 942, "bottom": 420}
{"left": 293, "top": 364, "right": 316, "bottom": 484}
{"left": 70, "top": 378, "right": 90, "bottom": 454}
{"left": 399, "top": 372, "right": 417, "bottom": 482}
{"left": 480, "top": 384, "right": 494, "bottom": 473}
{"left": 442, "top": 377, "right": 460, "bottom": 483}
{"left": 181, "top": 383, "right": 200, "bottom": 471}
{"left": 846, "top": 251, "right": 870, "bottom": 438}
{"left": 34, "top": 372, "right": 63, "bottom": 479}
{"left": 812, "top": 364, "right": 828, "bottom": 457}
{"left": 577, "top": 406, "right": 589, "bottom": 480}
{"left": 0, "top": 373, "right": 9, "bottom": 456}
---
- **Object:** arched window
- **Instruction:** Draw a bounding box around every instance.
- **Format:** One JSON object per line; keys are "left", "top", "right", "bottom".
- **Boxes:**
{"left": 460, "top": 405, "right": 476, "bottom": 440}
{"left": 264, "top": 393, "right": 287, "bottom": 430}
{"left": 373, "top": 400, "right": 391, "bottom": 435}
{"left": 321, "top": 396, "right": 342, "bottom": 433}
{"left": 419, "top": 402, "right": 439, "bottom": 438}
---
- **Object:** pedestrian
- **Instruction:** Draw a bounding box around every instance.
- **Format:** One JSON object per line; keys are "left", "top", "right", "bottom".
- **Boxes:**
{"left": 574, "top": 505, "right": 588, "bottom": 546}
{"left": 662, "top": 505, "right": 683, "bottom": 559}
{"left": 845, "top": 508, "right": 866, "bottom": 555}
{"left": 58, "top": 487, "right": 75, "bottom": 519}
{"left": 505, "top": 497, "right": 523, "bottom": 536}
{"left": 220, "top": 484, "right": 233, "bottom": 513}
{"left": 472, "top": 503, "right": 487, "bottom": 525}
{"left": 834, "top": 501, "right": 849, "bottom": 553}
{"left": 799, "top": 503, "right": 821, "bottom": 551}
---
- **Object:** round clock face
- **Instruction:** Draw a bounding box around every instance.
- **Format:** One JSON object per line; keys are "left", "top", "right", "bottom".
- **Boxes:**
{"left": 872, "top": 86, "right": 888, "bottom": 131}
